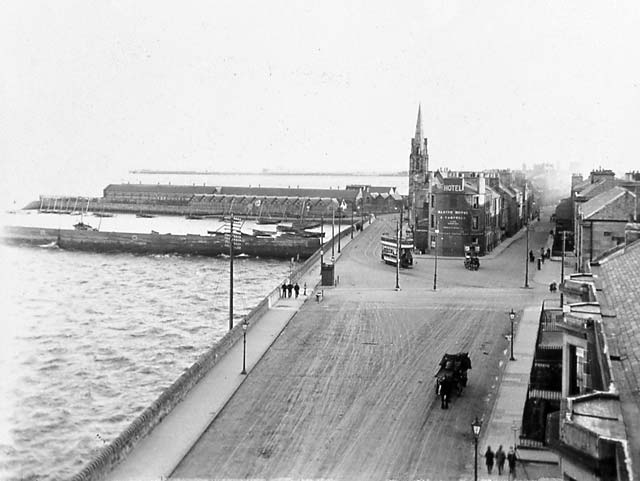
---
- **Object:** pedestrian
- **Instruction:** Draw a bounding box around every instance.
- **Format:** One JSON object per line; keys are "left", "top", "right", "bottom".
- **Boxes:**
{"left": 546, "top": 247, "right": 551, "bottom": 259}
{"left": 294, "top": 282, "right": 300, "bottom": 298}
{"left": 495, "top": 445, "right": 506, "bottom": 475}
{"left": 507, "top": 446, "right": 517, "bottom": 480}
{"left": 529, "top": 250, "right": 535, "bottom": 263}
{"left": 281, "top": 282, "right": 287, "bottom": 298}
{"left": 484, "top": 446, "right": 494, "bottom": 475}
{"left": 287, "top": 282, "right": 293, "bottom": 298}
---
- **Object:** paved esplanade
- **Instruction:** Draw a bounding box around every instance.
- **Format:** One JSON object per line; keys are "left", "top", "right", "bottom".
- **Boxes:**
{"left": 108, "top": 212, "right": 563, "bottom": 480}
{"left": 166, "top": 212, "right": 563, "bottom": 480}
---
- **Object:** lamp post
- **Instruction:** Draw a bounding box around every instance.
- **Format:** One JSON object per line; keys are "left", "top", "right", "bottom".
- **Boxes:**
{"left": 560, "top": 230, "right": 566, "bottom": 307}
{"left": 350, "top": 206, "right": 354, "bottom": 239}
{"left": 241, "top": 318, "right": 248, "bottom": 375}
{"left": 433, "top": 229, "right": 439, "bottom": 291}
{"left": 395, "top": 219, "right": 400, "bottom": 290}
{"left": 338, "top": 203, "right": 342, "bottom": 253}
{"left": 524, "top": 222, "right": 530, "bottom": 288}
{"left": 472, "top": 416, "right": 482, "bottom": 481}
{"left": 509, "top": 309, "right": 516, "bottom": 361}
{"left": 331, "top": 205, "right": 335, "bottom": 261}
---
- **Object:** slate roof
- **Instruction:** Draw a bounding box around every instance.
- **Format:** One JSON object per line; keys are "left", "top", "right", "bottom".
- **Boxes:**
{"left": 592, "top": 239, "right": 640, "bottom": 480}
{"left": 218, "top": 186, "right": 358, "bottom": 201}
{"left": 103, "top": 184, "right": 359, "bottom": 201}
{"left": 575, "top": 179, "right": 608, "bottom": 199}
{"left": 104, "top": 184, "right": 218, "bottom": 194}
{"left": 580, "top": 186, "right": 635, "bottom": 220}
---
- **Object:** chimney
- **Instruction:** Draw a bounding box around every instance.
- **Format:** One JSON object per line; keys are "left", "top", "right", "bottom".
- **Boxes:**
{"left": 625, "top": 222, "right": 640, "bottom": 247}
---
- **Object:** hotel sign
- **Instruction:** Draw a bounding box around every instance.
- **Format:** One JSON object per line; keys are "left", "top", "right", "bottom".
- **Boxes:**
{"left": 443, "top": 178, "right": 464, "bottom": 192}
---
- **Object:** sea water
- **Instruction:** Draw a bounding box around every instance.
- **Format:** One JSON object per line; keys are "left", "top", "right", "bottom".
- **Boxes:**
{"left": 0, "top": 242, "right": 290, "bottom": 480}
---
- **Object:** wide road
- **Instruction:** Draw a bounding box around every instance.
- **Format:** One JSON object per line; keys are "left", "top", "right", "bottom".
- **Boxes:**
{"left": 172, "top": 215, "right": 552, "bottom": 480}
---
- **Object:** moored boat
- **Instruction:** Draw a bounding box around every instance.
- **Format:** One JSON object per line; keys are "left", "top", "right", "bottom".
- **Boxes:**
{"left": 1, "top": 225, "right": 320, "bottom": 259}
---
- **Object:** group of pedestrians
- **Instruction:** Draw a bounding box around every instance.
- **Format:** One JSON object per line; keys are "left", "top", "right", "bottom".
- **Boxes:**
{"left": 280, "top": 280, "right": 300, "bottom": 299}
{"left": 484, "top": 445, "right": 517, "bottom": 479}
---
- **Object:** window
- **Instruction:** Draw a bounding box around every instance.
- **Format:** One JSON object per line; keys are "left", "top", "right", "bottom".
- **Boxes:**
{"left": 430, "top": 214, "right": 435, "bottom": 228}
{"left": 472, "top": 216, "right": 479, "bottom": 230}
{"left": 472, "top": 196, "right": 479, "bottom": 209}
{"left": 603, "top": 231, "right": 611, "bottom": 237}
{"left": 431, "top": 194, "right": 435, "bottom": 205}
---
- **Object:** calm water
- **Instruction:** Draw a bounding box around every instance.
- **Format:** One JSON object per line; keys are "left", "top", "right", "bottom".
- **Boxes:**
{"left": 0, "top": 242, "right": 290, "bottom": 481}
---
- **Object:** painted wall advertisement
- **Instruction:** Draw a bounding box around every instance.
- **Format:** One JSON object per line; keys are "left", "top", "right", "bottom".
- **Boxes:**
{"left": 437, "top": 209, "right": 470, "bottom": 233}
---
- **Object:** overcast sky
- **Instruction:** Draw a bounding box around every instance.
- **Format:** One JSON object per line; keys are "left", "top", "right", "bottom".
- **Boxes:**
{"left": 1, "top": 0, "right": 639, "bottom": 202}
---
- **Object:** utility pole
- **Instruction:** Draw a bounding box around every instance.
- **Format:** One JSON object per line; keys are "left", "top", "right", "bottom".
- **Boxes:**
{"left": 320, "top": 215, "right": 324, "bottom": 269}
{"left": 331, "top": 206, "right": 335, "bottom": 261}
{"left": 524, "top": 222, "right": 530, "bottom": 288}
{"left": 338, "top": 202, "right": 342, "bottom": 253}
{"left": 351, "top": 206, "right": 354, "bottom": 239}
{"left": 561, "top": 230, "right": 566, "bottom": 306}
{"left": 395, "top": 219, "right": 400, "bottom": 290}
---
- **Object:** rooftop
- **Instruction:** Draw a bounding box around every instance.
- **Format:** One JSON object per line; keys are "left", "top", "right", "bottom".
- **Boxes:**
{"left": 591, "top": 239, "right": 640, "bottom": 480}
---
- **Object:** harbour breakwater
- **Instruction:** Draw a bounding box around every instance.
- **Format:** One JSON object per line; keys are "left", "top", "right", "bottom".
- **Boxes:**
{"left": 69, "top": 221, "right": 356, "bottom": 481}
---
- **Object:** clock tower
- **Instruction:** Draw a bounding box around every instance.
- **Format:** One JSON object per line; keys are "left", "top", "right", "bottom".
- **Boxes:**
{"left": 408, "top": 105, "right": 429, "bottom": 227}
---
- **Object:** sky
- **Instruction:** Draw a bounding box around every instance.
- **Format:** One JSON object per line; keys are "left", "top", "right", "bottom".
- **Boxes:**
{"left": 1, "top": 1, "right": 639, "bottom": 206}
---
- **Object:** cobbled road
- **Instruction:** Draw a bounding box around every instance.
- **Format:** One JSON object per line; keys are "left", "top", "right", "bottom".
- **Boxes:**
{"left": 172, "top": 215, "right": 552, "bottom": 481}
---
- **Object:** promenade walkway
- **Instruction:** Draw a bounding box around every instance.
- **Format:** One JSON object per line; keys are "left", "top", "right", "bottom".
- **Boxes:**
{"left": 105, "top": 226, "right": 363, "bottom": 480}
{"left": 106, "top": 214, "right": 566, "bottom": 480}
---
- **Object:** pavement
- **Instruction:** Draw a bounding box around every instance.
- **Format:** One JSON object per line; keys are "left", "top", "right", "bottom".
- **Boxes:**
{"left": 105, "top": 215, "right": 568, "bottom": 481}
{"left": 105, "top": 224, "right": 365, "bottom": 480}
{"left": 479, "top": 218, "right": 568, "bottom": 481}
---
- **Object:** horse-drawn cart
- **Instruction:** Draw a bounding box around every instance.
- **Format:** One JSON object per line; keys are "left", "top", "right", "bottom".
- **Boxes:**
{"left": 435, "top": 352, "right": 472, "bottom": 408}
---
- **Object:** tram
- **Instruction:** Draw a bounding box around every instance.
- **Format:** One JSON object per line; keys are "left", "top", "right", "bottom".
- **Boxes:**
{"left": 380, "top": 233, "right": 414, "bottom": 268}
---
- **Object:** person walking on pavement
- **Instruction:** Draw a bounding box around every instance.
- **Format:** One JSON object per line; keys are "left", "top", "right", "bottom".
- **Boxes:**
{"left": 507, "top": 446, "right": 517, "bottom": 480}
{"left": 495, "top": 445, "right": 506, "bottom": 475}
{"left": 281, "top": 282, "right": 287, "bottom": 298}
{"left": 287, "top": 282, "right": 293, "bottom": 298}
{"left": 484, "top": 446, "right": 494, "bottom": 475}
{"left": 294, "top": 282, "right": 300, "bottom": 298}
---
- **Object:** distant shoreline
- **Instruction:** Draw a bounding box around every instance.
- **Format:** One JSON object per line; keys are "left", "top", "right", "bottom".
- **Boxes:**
{"left": 130, "top": 169, "right": 408, "bottom": 177}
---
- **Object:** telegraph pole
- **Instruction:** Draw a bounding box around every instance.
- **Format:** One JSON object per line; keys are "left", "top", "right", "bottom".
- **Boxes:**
{"left": 561, "top": 230, "right": 566, "bottom": 306}
{"left": 331, "top": 206, "right": 335, "bottom": 261}
{"left": 524, "top": 222, "right": 530, "bottom": 288}
{"left": 229, "top": 215, "right": 234, "bottom": 330}
{"left": 338, "top": 202, "right": 342, "bottom": 253}
{"left": 395, "top": 219, "right": 400, "bottom": 290}
{"left": 351, "top": 206, "right": 354, "bottom": 239}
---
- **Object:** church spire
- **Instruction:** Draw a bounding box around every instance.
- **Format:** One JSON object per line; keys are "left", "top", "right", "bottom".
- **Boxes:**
{"left": 415, "top": 104, "right": 424, "bottom": 153}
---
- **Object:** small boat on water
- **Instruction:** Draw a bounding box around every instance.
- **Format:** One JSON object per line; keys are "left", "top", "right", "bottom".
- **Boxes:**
{"left": 1, "top": 225, "right": 320, "bottom": 259}
{"left": 136, "top": 213, "right": 156, "bottom": 218}
{"left": 74, "top": 222, "right": 98, "bottom": 231}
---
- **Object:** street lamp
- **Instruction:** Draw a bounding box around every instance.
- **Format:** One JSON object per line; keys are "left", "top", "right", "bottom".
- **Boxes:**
{"left": 524, "top": 222, "right": 530, "bottom": 288}
{"left": 509, "top": 309, "right": 516, "bottom": 361}
{"left": 433, "top": 229, "right": 439, "bottom": 291}
{"left": 241, "top": 319, "right": 248, "bottom": 375}
{"left": 472, "top": 416, "right": 482, "bottom": 481}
